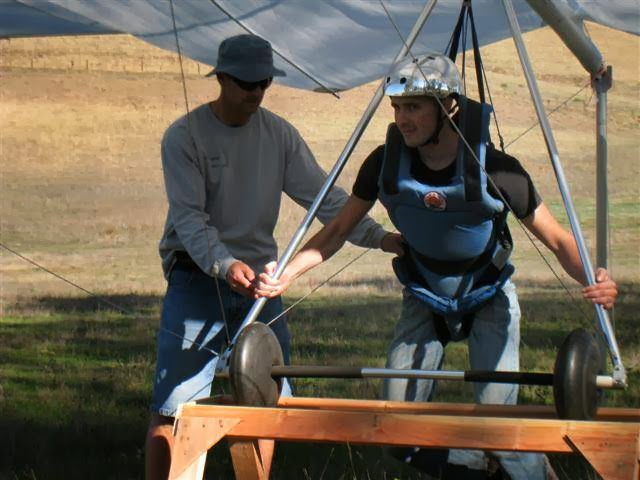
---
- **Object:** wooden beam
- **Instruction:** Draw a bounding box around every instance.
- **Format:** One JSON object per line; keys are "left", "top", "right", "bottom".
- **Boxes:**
{"left": 227, "top": 439, "right": 275, "bottom": 480}
{"left": 228, "top": 440, "right": 265, "bottom": 480}
{"left": 257, "top": 439, "right": 275, "bottom": 478}
{"left": 181, "top": 404, "right": 639, "bottom": 453}
{"left": 169, "top": 416, "right": 240, "bottom": 480}
{"left": 174, "top": 399, "right": 640, "bottom": 480}
{"left": 565, "top": 429, "right": 640, "bottom": 480}
{"left": 276, "top": 397, "right": 640, "bottom": 422}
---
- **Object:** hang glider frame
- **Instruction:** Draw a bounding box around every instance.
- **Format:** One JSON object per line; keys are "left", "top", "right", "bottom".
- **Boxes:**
{"left": 224, "top": 0, "right": 625, "bottom": 387}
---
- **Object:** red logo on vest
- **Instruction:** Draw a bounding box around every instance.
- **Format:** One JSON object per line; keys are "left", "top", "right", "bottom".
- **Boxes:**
{"left": 424, "top": 191, "right": 446, "bottom": 211}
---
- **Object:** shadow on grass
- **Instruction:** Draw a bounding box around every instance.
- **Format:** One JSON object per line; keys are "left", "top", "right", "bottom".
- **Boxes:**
{"left": 10, "top": 293, "right": 164, "bottom": 315}
{"left": 0, "top": 280, "right": 637, "bottom": 479}
{"left": 324, "top": 276, "right": 401, "bottom": 292}
{"left": 517, "top": 280, "right": 639, "bottom": 350}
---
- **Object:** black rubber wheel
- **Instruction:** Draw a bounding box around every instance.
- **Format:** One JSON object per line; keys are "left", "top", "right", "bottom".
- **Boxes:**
{"left": 229, "top": 322, "right": 283, "bottom": 406}
{"left": 553, "top": 328, "right": 601, "bottom": 420}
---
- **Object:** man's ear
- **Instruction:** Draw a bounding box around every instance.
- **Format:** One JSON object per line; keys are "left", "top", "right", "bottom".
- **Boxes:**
{"left": 442, "top": 96, "right": 454, "bottom": 110}
{"left": 443, "top": 96, "right": 459, "bottom": 117}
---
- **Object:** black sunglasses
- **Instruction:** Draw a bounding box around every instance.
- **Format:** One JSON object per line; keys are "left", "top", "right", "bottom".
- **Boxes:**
{"left": 227, "top": 74, "right": 273, "bottom": 92}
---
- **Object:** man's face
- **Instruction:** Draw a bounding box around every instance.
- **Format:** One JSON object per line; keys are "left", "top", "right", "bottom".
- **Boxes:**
{"left": 220, "top": 73, "right": 272, "bottom": 115}
{"left": 390, "top": 96, "right": 440, "bottom": 147}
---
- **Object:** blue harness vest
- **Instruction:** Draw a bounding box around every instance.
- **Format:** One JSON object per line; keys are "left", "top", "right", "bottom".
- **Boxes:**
{"left": 378, "top": 97, "right": 514, "bottom": 315}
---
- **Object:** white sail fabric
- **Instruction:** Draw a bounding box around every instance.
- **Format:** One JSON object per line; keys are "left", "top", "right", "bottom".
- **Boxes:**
{"left": 2, "top": 0, "right": 638, "bottom": 92}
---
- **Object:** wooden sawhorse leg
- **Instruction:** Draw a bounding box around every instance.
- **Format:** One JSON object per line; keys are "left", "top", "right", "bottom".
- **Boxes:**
{"left": 228, "top": 439, "right": 274, "bottom": 480}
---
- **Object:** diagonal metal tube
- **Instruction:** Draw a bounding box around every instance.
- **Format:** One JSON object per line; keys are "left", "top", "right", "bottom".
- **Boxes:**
{"left": 524, "top": 0, "right": 603, "bottom": 75}
{"left": 225, "top": 0, "right": 440, "bottom": 351}
{"left": 502, "top": 0, "right": 625, "bottom": 386}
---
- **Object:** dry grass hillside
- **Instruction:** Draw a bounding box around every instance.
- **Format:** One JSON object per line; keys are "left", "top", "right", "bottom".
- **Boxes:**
{"left": 0, "top": 23, "right": 638, "bottom": 309}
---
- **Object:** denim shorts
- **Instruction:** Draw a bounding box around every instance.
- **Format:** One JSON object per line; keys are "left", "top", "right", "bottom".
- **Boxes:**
{"left": 150, "top": 265, "right": 291, "bottom": 417}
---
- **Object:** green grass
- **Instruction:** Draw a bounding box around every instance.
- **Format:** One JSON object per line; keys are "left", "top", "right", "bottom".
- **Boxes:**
{"left": 1, "top": 285, "right": 637, "bottom": 479}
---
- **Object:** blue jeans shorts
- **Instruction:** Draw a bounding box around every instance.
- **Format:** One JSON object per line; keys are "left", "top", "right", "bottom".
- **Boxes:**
{"left": 150, "top": 265, "right": 291, "bottom": 417}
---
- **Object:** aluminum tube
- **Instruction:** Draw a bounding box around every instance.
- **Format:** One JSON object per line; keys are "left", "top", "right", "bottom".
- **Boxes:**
{"left": 217, "top": 366, "right": 466, "bottom": 381}
{"left": 274, "top": 367, "right": 537, "bottom": 383}
{"left": 501, "top": 0, "right": 625, "bottom": 386}
{"left": 365, "top": 369, "right": 556, "bottom": 385}
{"left": 228, "top": 0, "right": 440, "bottom": 344}
{"left": 595, "top": 375, "right": 620, "bottom": 389}
{"left": 271, "top": 367, "right": 555, "bottom": 386}
{"left": 595, "top": 69, "right": 612, "bottom": 372}
{"left": 595, "top": 68, "right": 612, "bottom": 270}
{"left": 219, "top": 367, "right": 621, "bottom": 389}
{"left": 525, "top": 0, "right": 603, "bottom": 75}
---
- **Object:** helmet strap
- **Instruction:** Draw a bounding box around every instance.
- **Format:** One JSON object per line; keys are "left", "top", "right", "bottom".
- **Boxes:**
{"left": 419, "top": 97, "right": 458, "bottom": 147}
{"left": 420, "top": 113, "right": 444, "bottom": 146}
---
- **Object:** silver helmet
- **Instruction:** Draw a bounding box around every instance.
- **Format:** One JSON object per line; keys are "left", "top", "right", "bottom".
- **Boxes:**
{"left": 384, "top": 54, "right": 462, "bottom": 98}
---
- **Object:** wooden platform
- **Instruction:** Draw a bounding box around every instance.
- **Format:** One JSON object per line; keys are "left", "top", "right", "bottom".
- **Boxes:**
{"left": 168, "top": 396, "right": 640, "bottom": 480}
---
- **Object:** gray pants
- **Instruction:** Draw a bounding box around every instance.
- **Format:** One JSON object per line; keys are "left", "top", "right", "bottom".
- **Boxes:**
{"left": 383, "top": 281, "right": 547, "bottom": 480}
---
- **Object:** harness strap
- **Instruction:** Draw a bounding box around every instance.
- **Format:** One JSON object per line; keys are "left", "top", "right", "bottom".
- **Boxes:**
{"left": 432, "top": 313, "right": 475, "bottom": 345}
{"left": 409, "top": 244, "right": 494, "bottom": 276}
{"left": 432, "top": 313, "right": 450, "bottom": 345}
{"left": 382, "top": 123, "right": 403, "bottom": 195}
{"left": 448, "top": 0, "right": 486, "bottom": 104}
{"left": 458, "top": 97, "right": 489, "bottom": 201}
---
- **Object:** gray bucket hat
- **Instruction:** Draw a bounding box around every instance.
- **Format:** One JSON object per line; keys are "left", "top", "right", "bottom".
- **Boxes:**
{"left": 207, "top": 34, "right": 286, "bottom": 81}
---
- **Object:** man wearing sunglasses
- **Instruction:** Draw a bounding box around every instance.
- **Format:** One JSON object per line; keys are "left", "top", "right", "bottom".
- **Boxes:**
{"left": 145, "top": 34, "right": 401, "bottom": 479}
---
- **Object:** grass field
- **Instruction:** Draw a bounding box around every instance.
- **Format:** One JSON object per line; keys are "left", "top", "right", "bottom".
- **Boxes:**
{"left": 0, "top": 22, "right": 639, "bottom": 480}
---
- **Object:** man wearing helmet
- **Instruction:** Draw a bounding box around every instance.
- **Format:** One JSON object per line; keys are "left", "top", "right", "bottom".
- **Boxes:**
{"left": 255, "top": 54, "right": 617, "bottom": 479}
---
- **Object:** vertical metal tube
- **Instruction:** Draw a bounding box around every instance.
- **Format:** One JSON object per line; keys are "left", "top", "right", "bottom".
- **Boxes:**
{"left": 595, "top": 67, "right": 612, "bottom": 270}
{"left": 228, "top": 0, "right": 441, "bottom": 345}
{"left": 594, "top": 68, "right": 613, "bottom": 369}
{"left": 501, "top": 0, "right": 625, "bottom": 385}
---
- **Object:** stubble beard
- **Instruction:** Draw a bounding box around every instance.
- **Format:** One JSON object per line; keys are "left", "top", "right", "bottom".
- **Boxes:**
{"left": 243, "top": 96, "right": 262, "bottom": 114}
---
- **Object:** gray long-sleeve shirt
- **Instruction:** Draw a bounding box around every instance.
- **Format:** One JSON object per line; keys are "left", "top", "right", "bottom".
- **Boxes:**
{"left": 159, "top": 103, "right": 387, "bottom": 279}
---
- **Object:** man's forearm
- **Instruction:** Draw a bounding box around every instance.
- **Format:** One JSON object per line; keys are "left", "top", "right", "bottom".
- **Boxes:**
{"left": 287, "top": 226, "right": 348, "bottom": 281}
{"left": 555, "top": 237, "right": 587, "bottom": 286}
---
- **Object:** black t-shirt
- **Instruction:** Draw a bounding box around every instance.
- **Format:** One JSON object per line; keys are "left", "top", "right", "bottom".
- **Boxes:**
{"left": 352, "top": 144, "right": 541, "bottom": 219}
